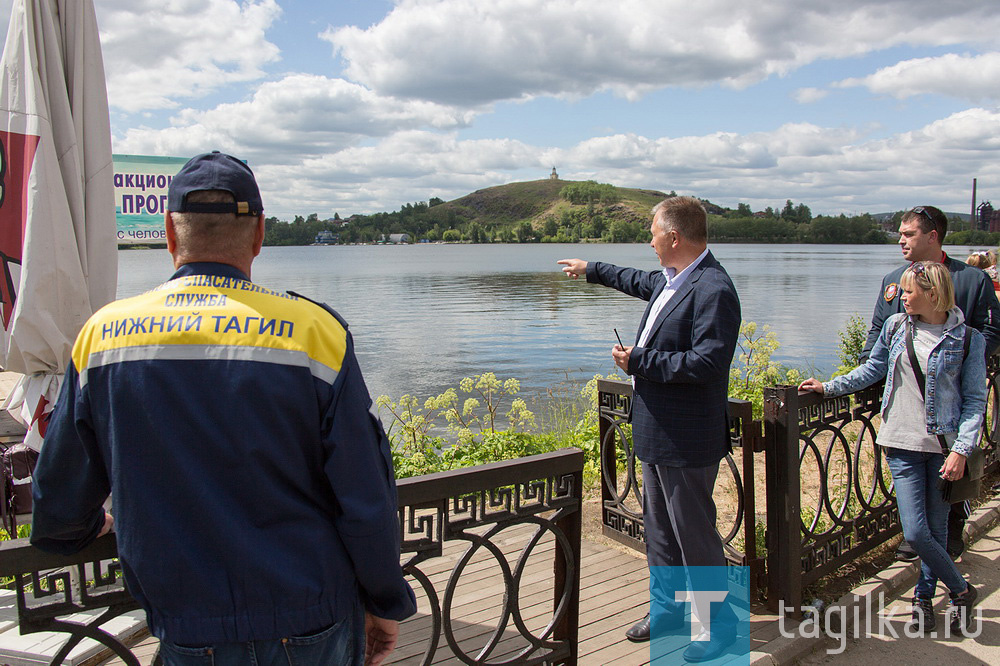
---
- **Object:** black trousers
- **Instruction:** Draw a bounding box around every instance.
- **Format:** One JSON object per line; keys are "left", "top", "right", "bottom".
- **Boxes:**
{"left": 641, "top": 460, "right": 735, "bottom": 632}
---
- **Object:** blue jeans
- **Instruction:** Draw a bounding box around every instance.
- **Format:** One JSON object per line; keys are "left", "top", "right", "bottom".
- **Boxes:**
{"left": 885, "top": 448, "right": 967, "bottom": 598}
{"left": 158, "top": 604, "right": 363, "bottom": 666}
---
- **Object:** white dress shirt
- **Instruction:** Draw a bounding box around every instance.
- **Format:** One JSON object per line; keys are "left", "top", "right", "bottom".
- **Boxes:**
{"left": 636, "top": 248, "right": 709, "bottom": 348}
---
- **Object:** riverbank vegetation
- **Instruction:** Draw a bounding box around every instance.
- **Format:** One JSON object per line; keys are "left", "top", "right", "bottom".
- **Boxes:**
{"left": 378, "top": 316, "right": 865, "bottom": 482}
{"left": 263, "top": 179, "right": 905, "bottom": 246}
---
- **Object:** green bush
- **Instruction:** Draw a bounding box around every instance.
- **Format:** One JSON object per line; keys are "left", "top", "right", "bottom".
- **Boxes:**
{"left": 560, "top": 181, "right": 621, "bottom": 205}
{"left": 833, "top": 313, "right": 867, "bottom": 377}
{"left": 378, "top": 371, "right": 626, "bottom": 485}
{"left": 728, "top": 321, "right": 802, "bottom": 417}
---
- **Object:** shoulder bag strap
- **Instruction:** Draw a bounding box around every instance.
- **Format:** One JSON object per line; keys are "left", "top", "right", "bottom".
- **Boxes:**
{"left": 905, "top": 321, "right": 950, "bottom": 455}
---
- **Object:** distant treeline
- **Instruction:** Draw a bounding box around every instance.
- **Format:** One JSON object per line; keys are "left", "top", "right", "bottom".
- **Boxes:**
{"left": 264, "top": 207, "right": 892, "bottom": 246}
{"left": 264, "top": 197, "right": 657, "bottom": 245}
{"left": 944, "top": 229, "right": 1000, "bottom": 246}
{"left": 265, "top": 182, "right": 998, "bottom": 246}
{"left": 708, "top": 215, "right": 886, "bottom": 244}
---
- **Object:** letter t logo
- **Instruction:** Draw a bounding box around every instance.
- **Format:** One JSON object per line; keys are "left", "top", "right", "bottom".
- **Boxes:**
{"left": 675, "top": 590, "right": 729, "bottom": 640}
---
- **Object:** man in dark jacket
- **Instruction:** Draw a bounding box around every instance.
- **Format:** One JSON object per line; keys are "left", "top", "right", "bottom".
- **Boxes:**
{"left": 559, "top": 196, "right": 741, "bottom": 662}
{"left": 862, "top": 205, "right": 1000, "bottom": 562}
{"left": 30, "top": 152, "right": 415, "bottom": 666}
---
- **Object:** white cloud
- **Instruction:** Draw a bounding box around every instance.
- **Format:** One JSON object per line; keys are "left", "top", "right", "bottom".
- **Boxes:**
{"left": 6, "top": 0, "right": 992, "bottom": 218}
{"left": 835, "top": 52, "right": 1000, "bottom": 103}
{"left": 115, "top": 75, "right": 475, "bottom": 162}
{"left": 96, "top": 0, "right": 282, "bottom": 112}
{"left": 323, "top": 0, "right": 1000, "bottom": 106}
{"left": 116, "top": 104, "right": 1000, "bottom": 218}
{"left": 254, "top": 132, "right": 543, "bottom": 215}
{"left": 793, "top": 87, "right": 829, "bottom": 104}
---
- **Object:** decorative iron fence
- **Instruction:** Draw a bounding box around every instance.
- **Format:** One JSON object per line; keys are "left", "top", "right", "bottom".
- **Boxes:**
{"left": 0, "top": 449, "right": 583, "bottom": 666}
{"left": 394, "top": 448, "right": 583, "bottom": 665}
{"left": 764, "top": 357, "right": 1000, "bottom": 614}
{"left": 597, "top": 379, "right": 766, "bottom": 601}
{"left": 0, "top": 534, "right": 146, "bottom": 666}
{"left": 763, "top": 381, "right": 895, "bottom": 614}
{"left": 600, "top": 360, "right": 1000, "bottom": 617}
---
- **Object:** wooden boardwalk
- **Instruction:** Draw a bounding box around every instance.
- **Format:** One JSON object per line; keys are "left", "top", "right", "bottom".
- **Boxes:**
{"left": 101, "top": 530, "right": 784, "bottom": 666}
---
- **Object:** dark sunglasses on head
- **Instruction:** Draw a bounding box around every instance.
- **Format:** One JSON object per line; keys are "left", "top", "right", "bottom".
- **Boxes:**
{"left": 911, "top": 206, "right": 935, "bottom": 224}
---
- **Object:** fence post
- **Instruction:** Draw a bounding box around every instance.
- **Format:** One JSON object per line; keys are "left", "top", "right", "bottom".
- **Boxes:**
{"left": 764, "top": 384, "right": 802, "bottom": 616}
{"left": 730, "top": 398, "right": 766, "bottom": 601}
{"left": 598, "top": 379, "right": 618, "bottom": 528}
{"left": 553, "top": 467, "right": 583, "bottom": 666}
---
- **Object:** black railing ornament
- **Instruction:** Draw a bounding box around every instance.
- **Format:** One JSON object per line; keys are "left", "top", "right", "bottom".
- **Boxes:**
{"left": 0, "top": 534, "right": 153, "bottom": 666}
{"left": 396, "top": 449, "right": 583, "bottom": 665}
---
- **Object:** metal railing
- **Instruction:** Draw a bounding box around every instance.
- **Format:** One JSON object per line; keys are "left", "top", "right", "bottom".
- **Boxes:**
{"left": 395, "top": 448, "right": 583, "bottom": 665}
{"left": 600, "top": 363, "right": 1000, "bottom": 617}
{"left": 0, "top": 448, "right": 584, "bottom": 666}
{"left": 0, "top": 534, "right": 145, "bottom": 665}
{"left": 597, "top": 379, "right": 766, "bottom": 601}
{"left": 763, "top": 381, "right": 896, "bottom": 613}
{"left": 763, "top": 357, "right": 1000, "bottom": 614}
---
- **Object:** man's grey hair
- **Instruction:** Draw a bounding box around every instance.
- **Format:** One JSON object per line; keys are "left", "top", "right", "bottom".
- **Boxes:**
{"left": 651, "top": 196, "right": 707, "bottom": 243}
{"left": 170, "top": 190, "right": 259, "bottom": 258}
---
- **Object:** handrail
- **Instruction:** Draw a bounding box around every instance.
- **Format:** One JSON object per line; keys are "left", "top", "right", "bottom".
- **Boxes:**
{"left": 0, "top": 449, "right": 585, "bottom": 666}
{"left": 597, "top": 379, "right": 766, "bottom": 601}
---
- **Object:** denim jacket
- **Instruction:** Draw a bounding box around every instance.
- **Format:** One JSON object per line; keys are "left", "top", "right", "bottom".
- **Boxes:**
{"left": 823, "top": 309, "right": 987, "bottom": 457}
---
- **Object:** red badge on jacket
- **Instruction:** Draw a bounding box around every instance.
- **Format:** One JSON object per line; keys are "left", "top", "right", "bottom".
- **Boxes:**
{"left": 884, "top": 283, "right": 899, "bottom": 301}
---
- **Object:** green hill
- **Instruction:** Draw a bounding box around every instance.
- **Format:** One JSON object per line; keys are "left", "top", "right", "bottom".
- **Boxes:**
{"left": 267, "top": 178, "right": 890, "bottom": 246}
{"left": 299, "top": 178, "right": 680, "bottom": 244}
{"left": 437, "top": 179, "right": 668, "bottom": 227}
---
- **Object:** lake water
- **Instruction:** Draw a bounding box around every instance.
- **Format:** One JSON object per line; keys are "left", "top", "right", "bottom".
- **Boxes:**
{"left": 116, "top": 243, "right": 989, "bottom": 409}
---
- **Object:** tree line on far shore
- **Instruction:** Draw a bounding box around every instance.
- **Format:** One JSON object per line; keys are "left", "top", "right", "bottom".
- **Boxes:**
{"left": 262, "top": 179, "right": 990, "bottom": 247}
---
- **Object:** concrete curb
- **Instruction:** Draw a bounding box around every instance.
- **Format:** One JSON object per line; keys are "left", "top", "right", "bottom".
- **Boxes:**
{"left": 747, "top": 487, "right": 1000, "bottom": 665}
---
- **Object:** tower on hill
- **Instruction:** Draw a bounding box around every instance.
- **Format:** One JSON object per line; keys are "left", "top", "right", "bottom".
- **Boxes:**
{"left": 550, "top": 166, "right": 559, "bottom": 180}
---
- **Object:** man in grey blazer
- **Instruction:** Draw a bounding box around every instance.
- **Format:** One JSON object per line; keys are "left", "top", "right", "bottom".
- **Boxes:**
{"left": 559, "top": 196, "right": 741, "bottom": 662}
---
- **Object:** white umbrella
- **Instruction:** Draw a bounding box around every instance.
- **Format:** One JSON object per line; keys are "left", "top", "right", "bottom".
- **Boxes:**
{"left": 0, "top": 0, "right": 116, "bottom": 450}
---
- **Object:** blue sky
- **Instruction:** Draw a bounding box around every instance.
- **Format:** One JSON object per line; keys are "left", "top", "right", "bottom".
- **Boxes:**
{"left": 3, "top": 0, "right": 1000, "bottom": 219}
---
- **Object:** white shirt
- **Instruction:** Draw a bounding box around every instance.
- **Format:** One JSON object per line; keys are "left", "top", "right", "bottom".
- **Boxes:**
{"left": 636, "top": 248, "right": 709, "bottom": 348}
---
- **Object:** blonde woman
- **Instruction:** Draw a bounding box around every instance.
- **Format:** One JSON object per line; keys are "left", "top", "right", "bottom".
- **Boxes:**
{"left": 800, "top": 261, "right": 985, "bottom": 636}
{"left": 965, "top": 250, "right": 999, "bottom": 293}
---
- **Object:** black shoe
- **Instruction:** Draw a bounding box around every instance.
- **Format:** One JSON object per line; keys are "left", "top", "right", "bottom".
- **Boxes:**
{"left": 624, "top": 612, "right": 683, "bottom": 642}
{"left": 625, "top": 614, "right": 652, "bottom": 642}
{"left": 909, "top": 596, "right": 936, "bottom": 634}
{"left": 895, "top": 542, "right": 919, "bottom": 562}
{"left": 683, "top": 629, "right": 737, "bottom": 663}
{"left": 948, "top": 583, "right": 979, "bottom": 635}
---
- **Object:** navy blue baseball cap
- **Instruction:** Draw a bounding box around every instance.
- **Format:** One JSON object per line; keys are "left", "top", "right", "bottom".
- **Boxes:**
{"left": 168, "top": 151, "right": 263, "bottom": 215}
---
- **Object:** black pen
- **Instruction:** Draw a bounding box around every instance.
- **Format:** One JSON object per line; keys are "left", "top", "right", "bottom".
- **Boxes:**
{"left": 614, "top": 327, "right": 625, "bottom": 350}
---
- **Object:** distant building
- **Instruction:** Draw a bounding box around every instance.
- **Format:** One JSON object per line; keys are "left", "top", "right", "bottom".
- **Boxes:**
{"left": 313, "top": 230, "right": 337, "bottom": 245}
{"left": 386, "top": 233, "right": 411, "bottom": 244}
{"left": 978, "top": 202, "right": 1000, "bottom": 232}
{"left": 550, "top": 167, "right": 559, "bottom": 180}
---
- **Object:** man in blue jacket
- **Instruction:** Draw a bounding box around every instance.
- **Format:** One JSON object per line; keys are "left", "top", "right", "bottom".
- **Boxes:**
{"left": 559, "top": 196, "right": 741, "bottom": 662}
{"left": 862, "top": 205, "right": 1000, "bottom": 562}
{"left": 30, "top": 152, "right": 415, "bottom": 666}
